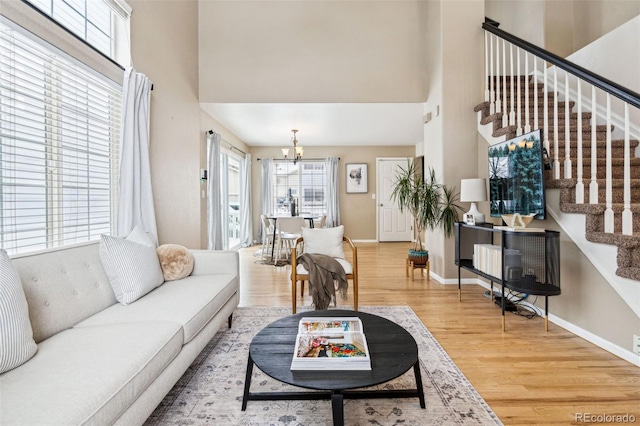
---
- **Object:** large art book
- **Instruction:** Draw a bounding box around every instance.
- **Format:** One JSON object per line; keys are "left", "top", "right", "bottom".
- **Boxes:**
{"left": 290, "top": 317, "right": 371, "bottom": 371}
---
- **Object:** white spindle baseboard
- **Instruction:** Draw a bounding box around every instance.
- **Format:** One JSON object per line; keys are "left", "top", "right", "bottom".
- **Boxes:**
{"left": 502, "top": 39, "right": 508, "bottom": 127}
{"left": 553, "top": 67, "right": 560, "bottom": 179}
{"left": 590, "top": 86, "right": 599, "bottom": 204}
{"left": 489, "top": 34, "right": 495, "bottom": 115}
{"left": 516, "top": 47, "right": 522, "bottom": 136}
{"left": 484, "top": 32, "right": 489, "bottom": 103}
{"left": 495, "top": 35, "right": 501, "bottom": 114}
{"left": 564, "top": 72, "right": 572, "bottom": 179}
{"left": 623, "top": 104, "right": 633, "bottom": 235}
{"left": 524, "top": 52, "right": 531, "bottom": 133}
{"left": 576, "top": 81, "right": 584, "bottom": 204}
{"left": 509, "top": 44, "right": 515, "bottom": 126}
{"left": 604, "top": 94, "right": 614, "bottom": 233}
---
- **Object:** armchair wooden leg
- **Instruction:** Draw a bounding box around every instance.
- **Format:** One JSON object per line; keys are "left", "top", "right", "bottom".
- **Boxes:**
{"left": 353, "top": 276, "right": 358, "bottom": 311}
{"left": 292, "top": 278, "right": 297, "bottom": 314}
{"left": 300, "top": 280, "right": 305, "bottom": 297}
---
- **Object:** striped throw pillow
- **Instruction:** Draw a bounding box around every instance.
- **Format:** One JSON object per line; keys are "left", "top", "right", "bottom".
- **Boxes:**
{"left": 99, "top": 227, "right": 165, "bottom": 305}
{"left": 0, "top": 249, "right": 38, "bottom": 374}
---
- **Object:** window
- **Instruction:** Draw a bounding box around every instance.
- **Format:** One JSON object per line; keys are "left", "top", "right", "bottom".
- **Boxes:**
{"left": 25, "top": 0, "right": 131, "bottom": 64}
{"left": 0, "top": 19, "right": 122, "bottom": 255}
{"left": 272, "top": 160, "right": 326, "bottom": 216}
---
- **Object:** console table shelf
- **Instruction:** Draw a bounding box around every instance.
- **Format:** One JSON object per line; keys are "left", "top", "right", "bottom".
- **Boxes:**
{"left": 454, "top": 222, "right": 561, "bottom": 331}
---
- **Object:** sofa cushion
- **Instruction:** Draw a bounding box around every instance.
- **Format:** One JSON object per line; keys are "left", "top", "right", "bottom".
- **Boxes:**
{"left": 100, "top": 227, "right": 164, "bottom": 305}
{"left": 302, "top": 225, "right": 346, "bottom": 259}
{"left": 75, "top": 273, "right": 237, "bottom": 344}
{"left": 10, "top": 242, "right": 117, "bottom": 343}
{"left": 0, "top": 249, "right": 38, "bottom": 374}
{"left": 0, "top": 321, "right": 182, "bottom": 426}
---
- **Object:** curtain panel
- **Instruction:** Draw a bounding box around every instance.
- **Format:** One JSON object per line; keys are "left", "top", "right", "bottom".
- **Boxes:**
{"left": 325, "top": 157, "right": 341, "bottom": 227}
{"left": 117, "top": 67, "right": 158, "bottom": 243}
{"left": 207, "top": 132, "right": 223, "bottom": 250}
{"left": 239, "top": 153, "right": 253, "bottom": 247}
{"left": 259, "top": 158, "right": 274, "bottom": 243}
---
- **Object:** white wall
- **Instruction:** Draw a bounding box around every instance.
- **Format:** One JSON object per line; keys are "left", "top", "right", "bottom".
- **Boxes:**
{"left": 421, "top": 0, "right": 484, "bottom": 279}
{"left": 485, "top": 0, "right": 545, "bottom": 48}
{"left": 129, "top": 0, "right": 202, "bottom": 248}
{"left": 198, "top": 0, "right": 427, "bottom": 103}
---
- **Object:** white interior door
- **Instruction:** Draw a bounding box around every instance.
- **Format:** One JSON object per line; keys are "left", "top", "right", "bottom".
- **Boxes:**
{"left": 377, "top": 158, "right": 413, "bottom": 242}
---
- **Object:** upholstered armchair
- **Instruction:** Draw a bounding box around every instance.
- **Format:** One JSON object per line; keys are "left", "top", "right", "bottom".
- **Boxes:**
{"left": 290, "top": 225, "right": 358, "bottom": 313}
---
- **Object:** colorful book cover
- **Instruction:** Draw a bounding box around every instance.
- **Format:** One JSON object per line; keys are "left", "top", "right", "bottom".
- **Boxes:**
{"left": 291, "top": 317, "right": 371, "bottom": 370}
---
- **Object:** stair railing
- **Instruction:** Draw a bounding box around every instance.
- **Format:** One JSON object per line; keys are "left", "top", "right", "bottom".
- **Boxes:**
{"left": 482, "top": 18, "right": 640, "bottom": 235}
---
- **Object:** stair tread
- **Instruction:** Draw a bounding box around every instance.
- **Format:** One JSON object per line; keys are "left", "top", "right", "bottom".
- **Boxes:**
{"left": 586, "top": 231, "right": 640, "bottom": 248}
{"left": 548, "top": 178, "right": 640, "bottom": 188}
{"left": 616, "top": 267, "right": 640, "bottom": 281}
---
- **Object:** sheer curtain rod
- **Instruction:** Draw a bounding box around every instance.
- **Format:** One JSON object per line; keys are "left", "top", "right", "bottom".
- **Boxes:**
{"left": 207, "top": 129, "right": 246, "bottom": 155}
{"left": 257, "top": 157, "right": 340, "bottom": 161}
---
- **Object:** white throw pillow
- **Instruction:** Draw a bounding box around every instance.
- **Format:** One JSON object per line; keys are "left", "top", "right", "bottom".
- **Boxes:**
{"left": 99, "top": 227, "right": 165, "bottom": 305}
{"left": 0, "top": 249, "right": 38, "bottom": 374}
{"left": 302, "top": 225, "right": 346, "bottom": 259}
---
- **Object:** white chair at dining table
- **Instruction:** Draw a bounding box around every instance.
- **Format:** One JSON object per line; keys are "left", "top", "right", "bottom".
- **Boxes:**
{"left": 273, "top": 217, "right": 307, "bottom": 264}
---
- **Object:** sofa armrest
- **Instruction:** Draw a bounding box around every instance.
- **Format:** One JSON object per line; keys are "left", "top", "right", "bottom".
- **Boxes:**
{"left": 189, "top": 250, "right": 239, "bottom": 278}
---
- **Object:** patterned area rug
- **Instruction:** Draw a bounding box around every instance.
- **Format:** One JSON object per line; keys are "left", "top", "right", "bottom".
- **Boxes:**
{"left": 145, "top": 306, "right": 502, "bottom": 425}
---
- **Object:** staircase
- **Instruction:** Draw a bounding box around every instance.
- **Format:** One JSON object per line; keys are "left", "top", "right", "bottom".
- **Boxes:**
{"left": 475, "top": 75, "right": 640, "bottom": 281}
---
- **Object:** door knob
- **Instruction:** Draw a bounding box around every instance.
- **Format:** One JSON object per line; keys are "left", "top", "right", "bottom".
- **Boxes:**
{"left": 379, "top": 203, "right": 383, "bottom": 207}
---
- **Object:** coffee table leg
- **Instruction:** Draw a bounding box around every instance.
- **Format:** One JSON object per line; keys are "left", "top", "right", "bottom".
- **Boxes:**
{"left": 413, "top": 361, "right": 426, "bottom": 409}
{"left": 331, "top": 391, "right": 344, "bottom": 426}
{"left": 241, "top": 354, "right": 254, "bottom": 411}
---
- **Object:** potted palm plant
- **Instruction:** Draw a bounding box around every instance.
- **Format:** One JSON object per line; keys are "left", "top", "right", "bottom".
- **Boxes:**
{"left": 390, "top": 161, "right": 462, "bottom": 265}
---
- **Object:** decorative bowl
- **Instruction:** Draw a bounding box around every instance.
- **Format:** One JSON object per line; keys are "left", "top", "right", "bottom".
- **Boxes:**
{"left": 501, "top": 213, "right": 536, "bottom": 228}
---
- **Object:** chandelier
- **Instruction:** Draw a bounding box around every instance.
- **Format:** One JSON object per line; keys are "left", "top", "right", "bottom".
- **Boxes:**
{"left": 282, "top": 129, "right": 303, "bottom": 164}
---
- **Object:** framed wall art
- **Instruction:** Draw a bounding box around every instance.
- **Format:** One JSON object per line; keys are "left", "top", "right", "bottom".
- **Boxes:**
{"left": 346, "top": 163, "right": 368, "bottom": 193}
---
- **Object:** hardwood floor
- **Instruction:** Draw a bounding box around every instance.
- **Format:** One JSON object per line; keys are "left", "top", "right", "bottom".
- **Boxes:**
{"left": 238, "top": 242, "right": 640, "bottom": 425}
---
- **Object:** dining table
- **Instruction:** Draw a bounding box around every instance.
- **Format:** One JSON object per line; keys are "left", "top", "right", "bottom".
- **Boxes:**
{"left": 266, "top": 215, "right": 315, "bottom": 263}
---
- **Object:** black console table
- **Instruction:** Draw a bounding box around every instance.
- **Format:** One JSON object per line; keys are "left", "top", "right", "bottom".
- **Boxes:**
{"left": 454, "top": 222, "right": 561, "bottom": 331}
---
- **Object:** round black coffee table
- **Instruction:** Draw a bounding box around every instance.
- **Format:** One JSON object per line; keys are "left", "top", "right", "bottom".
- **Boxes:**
{"left": 241, "top": 310, "right": 425, "bottom": 426}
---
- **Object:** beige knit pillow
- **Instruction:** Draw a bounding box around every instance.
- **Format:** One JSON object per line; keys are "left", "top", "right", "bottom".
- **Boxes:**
{"left": 157, "top": 244, "right": 195, "bottom": 281}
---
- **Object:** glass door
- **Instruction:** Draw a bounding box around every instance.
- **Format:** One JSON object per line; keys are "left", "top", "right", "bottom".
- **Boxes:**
{"left": 221, "top": 151, "right": 242, "bottom": 250}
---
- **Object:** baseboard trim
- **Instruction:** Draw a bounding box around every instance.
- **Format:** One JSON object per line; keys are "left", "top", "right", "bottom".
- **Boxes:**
{"left": 549, "top": 313, "right": 640, "bottom": 368}
{"left": 428, "top": 272, "right": 477, "bottom": 285}
{"left": 352, "top": 239, "right": 378, "bottom": 243}
{"left": 472, "top": 279, "right": 640, "bottom": 367}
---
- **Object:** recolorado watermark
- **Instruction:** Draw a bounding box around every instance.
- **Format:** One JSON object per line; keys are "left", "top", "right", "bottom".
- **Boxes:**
{"left": 576, "top": 413, "right": 636, "bottom": 423}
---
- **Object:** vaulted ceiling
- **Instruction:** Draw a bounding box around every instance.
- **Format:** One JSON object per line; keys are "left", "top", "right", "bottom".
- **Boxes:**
{"left": 197, "top": 0, "right": 429, "bottom": 147}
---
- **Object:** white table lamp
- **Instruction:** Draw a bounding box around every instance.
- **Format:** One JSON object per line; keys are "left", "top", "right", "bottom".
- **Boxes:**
{"left": 460, "top": 178, "right": 487, "bottom": 224}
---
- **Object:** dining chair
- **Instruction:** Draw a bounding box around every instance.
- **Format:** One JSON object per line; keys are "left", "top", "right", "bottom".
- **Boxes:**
{"left": 274, "top": 217, "right": 307, "bottom": 264}
{"left": 260, "top": 215, "right": 276, "bottom": 262}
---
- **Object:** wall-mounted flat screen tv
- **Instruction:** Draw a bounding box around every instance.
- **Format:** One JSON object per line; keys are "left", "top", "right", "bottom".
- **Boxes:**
{"left": 488, "top": 129, "right": 546, "bottom": 219}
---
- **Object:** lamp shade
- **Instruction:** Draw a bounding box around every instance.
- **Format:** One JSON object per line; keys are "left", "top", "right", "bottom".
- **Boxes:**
{"left": 460, "top": 178, "right": 487, "bottom": 202}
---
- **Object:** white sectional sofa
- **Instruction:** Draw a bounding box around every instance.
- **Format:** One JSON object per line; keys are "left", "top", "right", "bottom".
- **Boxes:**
{"left": 0, "top": 242, "right": 239, "bottom": 425}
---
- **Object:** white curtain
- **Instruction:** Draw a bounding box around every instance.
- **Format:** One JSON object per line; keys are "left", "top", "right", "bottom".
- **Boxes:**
{"left": 117, "top": 67, "right": 158, "bottom": 243}
{"left": 259, "top": 158, "right": 273, "bottom": 243}
{"left": 325, "top": 157, "right": 340, "bottom": 227}
{"left": 207, "top": 132, "right": 223, "bottom": 250}
{"left": 239, "top": 153, "right": 253, "bottom": 247}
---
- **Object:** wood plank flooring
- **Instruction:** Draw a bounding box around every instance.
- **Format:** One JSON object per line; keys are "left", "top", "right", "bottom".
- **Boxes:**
{"left": 238, "top": 242, "right": 640, "bottom": 425}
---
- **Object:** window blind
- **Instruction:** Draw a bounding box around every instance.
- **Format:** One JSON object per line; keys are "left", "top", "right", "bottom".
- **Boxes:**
{"left": 0, "top": 18, "right": 122, "bottom": 255}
